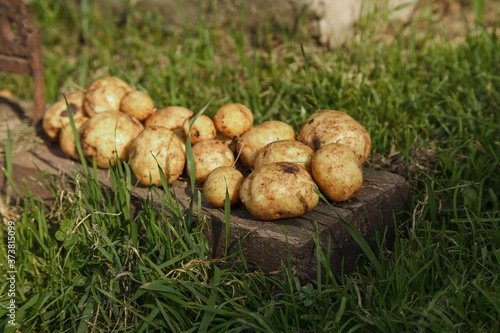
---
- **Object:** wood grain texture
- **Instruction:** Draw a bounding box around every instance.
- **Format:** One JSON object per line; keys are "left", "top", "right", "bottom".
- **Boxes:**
{"left": 1, "top": 98, "right": 411, "bottom": 280}
{"left": 0, "top": 1, "right": 45, "bottom": 124}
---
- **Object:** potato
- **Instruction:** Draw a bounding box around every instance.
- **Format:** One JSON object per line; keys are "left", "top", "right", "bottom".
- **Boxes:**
{"left": 239, "top": 162, "right": 319, "bottom": 220}
{"left": 203, "top": 166, "right": 244, "bottom": 207}
{"left": 120, "top": 90, "right": 154, "bottom": 121}
{"left": 144, "top": 106, "right": 194, "bottom": 130}
{"left": 253, "top": 140, "right": 315, "bottom": 174}
{"left": 182, "top": 114, "right": 217, "bottom": 145}
{"left": 43, "top": 90, "right": 86, "bottom": 142}
{"left": 236, "top": 120, "right": 297, "bottom": 169}
{"left": 144, "top": 106, "right": 189, "bottom": 153}
{"left": 188, "top": 139, "right": 235, "bottom": 184}
{"left": 311, "top": 143, "right": 363, "bottom": 202}
{"left": 213, "top": 103, "right": 253, "bottom": 138}
{"left": 299, "top": 110, "right": 371, "bottom": 164}
{"left": 84, "top": 77, "right": 132, "bottom": 117}
{"left": 79, "top": 111, "right": 143, "bottom": 168}
{"left": 128, "top": 126, "right": 185, "bottom": 185}
{"left": 59, "top": 118, "right": 88, "bottom": 160}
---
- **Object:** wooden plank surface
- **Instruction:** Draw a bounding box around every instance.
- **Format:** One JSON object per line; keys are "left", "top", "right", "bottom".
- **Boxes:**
{"left": 0, "top": 97, "right": 411, "bottom": 280}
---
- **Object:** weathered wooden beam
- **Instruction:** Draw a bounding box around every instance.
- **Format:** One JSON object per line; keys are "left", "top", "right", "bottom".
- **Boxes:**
{"left": 0, "top": 1, "right": 45, "bottom": 125}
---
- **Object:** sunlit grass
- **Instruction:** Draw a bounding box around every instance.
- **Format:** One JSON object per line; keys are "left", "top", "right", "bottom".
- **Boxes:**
{"left": 0, "top": 0, "right": 499, "bottom": 331}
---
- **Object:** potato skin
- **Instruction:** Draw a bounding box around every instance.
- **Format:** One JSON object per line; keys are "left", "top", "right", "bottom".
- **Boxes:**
{"left": 253, "top": 140, "right": 315, "bottom": 174}
{"left": 311, "top": 143, "right": 363, "bottom": 202}
{"left": 213, "top": 103, "right": 253, "bottom": 138}
{"left": 128, "top": 126, "right": 186, "bottom": 185}
{"left": 188, "top": 139, "right": 235, "bottom": 184}
{"left": 203, "top": 166, "right": 244, "bottom": 207}
{"left": 59, "top": 118, "right": 88, "bottom": 160}
{"left": 79, "top": 111, "right": 143, "bottom": 168}
{"left": 239, "top": 162, "right": 319, "bottom": 220}
{"left": 182, "top": 114, "right": 217, "bottom": 145}
{"left": 84, "top": 77, "right": 132, "bottom": 117}
{"left": 144, "top": 106, "right": 194, "bottom": 130}
{"left": 120, "top": 90, "right": 154, "bottom": 121}
{"left": 43, "top": 90, "right": 86, "bottom": 142}
{"left": 299, "top": 110, "right": 371, "bottom": 164}
{"left": 216, "top": 133, "right": 237, "bottom": 155}
{"left": 236, "top": 121, "right": 297, "bottom": 169}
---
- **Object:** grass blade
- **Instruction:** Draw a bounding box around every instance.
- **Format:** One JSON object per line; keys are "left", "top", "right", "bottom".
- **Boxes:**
{"left": 224, "top": 177, "right": 231, "bottom": 257}
{"left": 300, "top": 43, "right": 319, "bottom": 108}
{"left": 63, "top": 93, "right": 90, "bottom": 179}
{"left": 314, "top": 187, "right": 383, "bottom": 275}
{"left": 198, "top": 266, "right": 221, "bottom": 332}
{"left": 77, "top": 301, "right": 94, "bottom": 333}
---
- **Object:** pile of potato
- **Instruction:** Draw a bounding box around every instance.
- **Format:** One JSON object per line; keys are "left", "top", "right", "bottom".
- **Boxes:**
{"left": 43, "top": 76, "right": 371, "bottom": 221}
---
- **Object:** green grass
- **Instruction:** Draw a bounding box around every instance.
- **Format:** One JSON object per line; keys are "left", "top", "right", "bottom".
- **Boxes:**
{"left": 1, "top": 0, "right": 499, "bottom": 331}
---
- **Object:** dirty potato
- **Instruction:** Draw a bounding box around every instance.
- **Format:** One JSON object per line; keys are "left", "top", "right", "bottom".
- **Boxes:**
{"left": 311, "top": 143, "right": 363, "bottom": 202}
{"left": 144, "top": 106, "right": 194, "bottom": 130}
{"left": 203, "top": 166, "right": 244, "bottom": 207}
{"left": 79, "top": 111, "right": 143, "bottom": 168}
{"left": 253, "top": 140, "right": 315, "bottom": 174}
{"left": 59, "top": 118, "right": 88, "bottom": 160}
{"left": 84, "top": 77, "right": 133, "bottom": 117}
{"left": 213, "top": 103, "right": 253, "bottom": 138}
{"left": 239, "top": 162, "right": 319, "bottom": 220}
{"left": 120, "top": 90, "right": 154, "bottom": 121}
{"left": 182, "top": 114, "right": 217, "bottom": 145}
{"left": 43, "top": 90, "right": 87, "bottom": 142}
{"left": 236, "top": 120, "right": 297, "bottom": 169}
{"left": 188, "top": 139, "right": 235, "bottom": 184}
{"left": 128, "top": 126, "right": 186, "bottom": 185}
{"left": 299, "top": 110, "right": 371, "bottom": 164}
